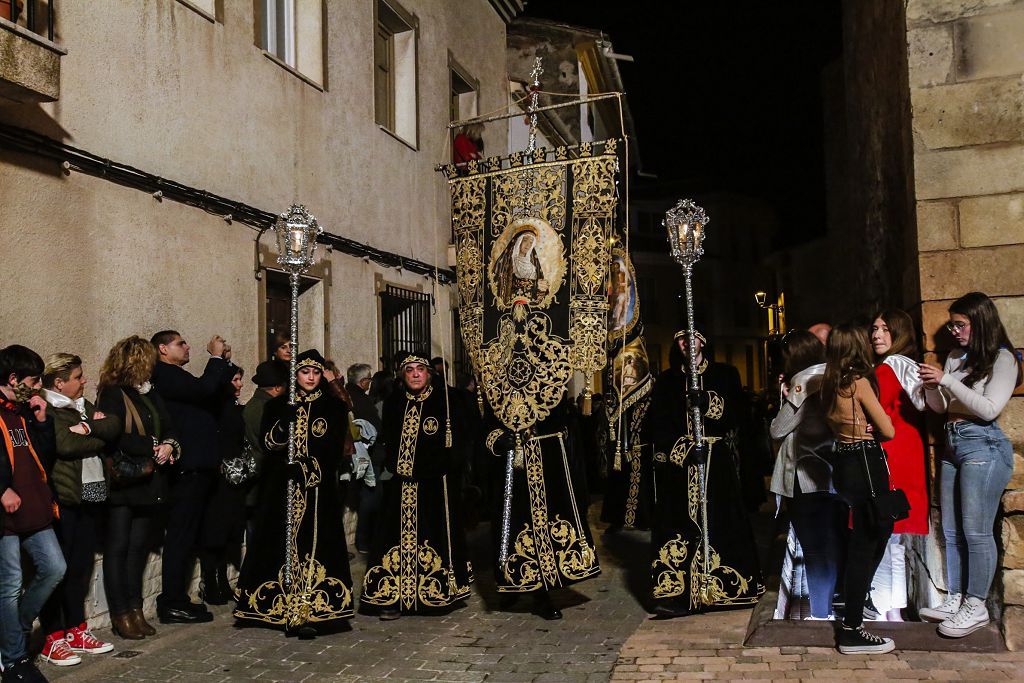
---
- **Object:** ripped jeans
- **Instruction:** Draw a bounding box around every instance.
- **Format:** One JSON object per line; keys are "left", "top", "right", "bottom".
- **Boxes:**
{"left": 941, "top": 420, "right": 1014, "bottom": 599}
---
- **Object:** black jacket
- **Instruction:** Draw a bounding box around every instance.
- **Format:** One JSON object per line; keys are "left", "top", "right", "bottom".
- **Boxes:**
{"left": 152, "top": 358, "right": 235, "bottom": 471}
{"left": 96, "top": 385, "right": 177, "bottom": 506}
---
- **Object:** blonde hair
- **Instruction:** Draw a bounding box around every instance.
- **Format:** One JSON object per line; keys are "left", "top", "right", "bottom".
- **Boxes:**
{"left": 97, "top": 336, "right": 157, "bottom": 392}
{"left": 42, "top": 353, "right": 82, "bottom": 389}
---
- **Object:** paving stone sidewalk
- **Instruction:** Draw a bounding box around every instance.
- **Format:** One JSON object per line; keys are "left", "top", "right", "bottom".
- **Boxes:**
{"left": 611, "top": 605, "right": 1024, "bottom": 681}
{"left": 48, "top": 502, "right": 651, "bottom": 682}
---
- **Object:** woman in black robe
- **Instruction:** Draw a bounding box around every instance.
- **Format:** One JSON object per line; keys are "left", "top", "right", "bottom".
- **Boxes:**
{"left": 648, "top": 329, "right": 764, "bottom": 618}
{"left": 234, "top": 349, "right": 354, "bottom": 636}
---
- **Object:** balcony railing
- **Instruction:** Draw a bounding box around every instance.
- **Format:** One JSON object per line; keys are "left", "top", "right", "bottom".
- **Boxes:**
{"left": 1, "top": 0, "right": 55, "bottom": 42}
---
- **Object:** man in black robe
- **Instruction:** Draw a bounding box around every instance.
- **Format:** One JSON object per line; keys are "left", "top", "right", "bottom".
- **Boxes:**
{"left": 487, "top": 396, "right": 599, "bottom": 620}
{"left": 360, "top": 355, "right": 472, "bottom": 620}
{"left": 234, "top": 349, "right": 354, "bottom": 637}
{"left": 648, "top": 328, "right": 764, "bottom": 618}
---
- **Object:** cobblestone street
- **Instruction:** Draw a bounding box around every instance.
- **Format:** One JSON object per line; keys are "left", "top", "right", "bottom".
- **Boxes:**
{"left": 44, "top": 502, "right": 1024, "bottom": 682}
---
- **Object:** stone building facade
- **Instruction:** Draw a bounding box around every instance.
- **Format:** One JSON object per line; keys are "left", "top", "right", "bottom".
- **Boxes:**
{"left": 0, "top": 0, "right": 516, "bottom": 625}
{"left": 905, "top": 0, "right": 1024, "bottom": 649}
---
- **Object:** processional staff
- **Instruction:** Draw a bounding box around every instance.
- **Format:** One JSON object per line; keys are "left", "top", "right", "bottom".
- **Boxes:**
{"left": 270, "top": 205, "right": 323, "bottom": 591}
{"left": 664, "top": 199, "right": 711, "bottom": 602}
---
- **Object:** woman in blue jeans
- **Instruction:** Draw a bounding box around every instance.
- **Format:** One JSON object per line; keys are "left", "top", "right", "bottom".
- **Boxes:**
{"left": 769, "top": 330, "right": 844, "bottom": 620}
{"left": 921, "top": 292, "right": 1022, "bottom": 638}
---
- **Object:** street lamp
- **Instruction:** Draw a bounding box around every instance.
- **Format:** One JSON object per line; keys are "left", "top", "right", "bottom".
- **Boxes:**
{"left": 272, "top": 204, "right": 322, "bottom": 592}
{"left": 754, "top": 290, "right": 786, "bottom": 336}
{"left": 663, "top": 198, "right": 711, "bottom": 603}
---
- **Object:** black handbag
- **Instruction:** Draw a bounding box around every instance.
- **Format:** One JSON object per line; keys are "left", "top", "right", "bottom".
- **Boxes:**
{"left": 221, "top": 442, "right": 259, "bottom": 487}
{"left": 107, "top": 392, "right": 155, "bottom": 488}
{"left": 859, "top": 441, "right": 910, "bottom": 525}
{"left": 850, "top": 391, "right": 910, "bottom": 526}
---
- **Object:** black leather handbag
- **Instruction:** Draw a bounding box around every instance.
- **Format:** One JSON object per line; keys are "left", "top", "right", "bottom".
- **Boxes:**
{"left": 860, "top": 441, "right": 910, "bottom": 526}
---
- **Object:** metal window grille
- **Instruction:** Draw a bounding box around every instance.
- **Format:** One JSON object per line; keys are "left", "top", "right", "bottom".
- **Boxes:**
{"left": 380, "top": 284, "right": 431, "bottom": 371}
{"left": 7, "top": 0, "right": 55, "bottom": 41}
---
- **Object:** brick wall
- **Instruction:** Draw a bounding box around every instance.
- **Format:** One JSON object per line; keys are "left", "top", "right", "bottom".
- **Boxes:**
{"left": 906, "top": 0, "right": 1024, "bottom": 649}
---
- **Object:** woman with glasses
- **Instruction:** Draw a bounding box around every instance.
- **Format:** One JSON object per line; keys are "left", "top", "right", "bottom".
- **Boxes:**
{"left": 919, "top": 292, "right": 1021, "bottom": 637}
{"left": 867, "top": 310, "right": 928, "bottom": 622}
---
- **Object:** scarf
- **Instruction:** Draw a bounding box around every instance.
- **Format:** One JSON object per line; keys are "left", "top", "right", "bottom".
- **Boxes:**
{"left": 43, "top": 389, "right": 87, "bottom": 421}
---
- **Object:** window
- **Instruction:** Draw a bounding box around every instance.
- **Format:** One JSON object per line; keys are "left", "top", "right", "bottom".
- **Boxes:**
{"left": 375, "top": 0, "right": 418, "bottom": 147}
{"left": 379, "top": 284, "right": 431, "bottom": 372}
{"left": 449, "top": 57, "right": 478, "bottom": 123}
{"left": 260, "top": 0, "right": 324, "bottom": 87}
{"left": 264, "top": 270, "right": 325, "bottom": 359}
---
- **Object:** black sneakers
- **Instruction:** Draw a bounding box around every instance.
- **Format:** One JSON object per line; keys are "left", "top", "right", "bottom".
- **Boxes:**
{"left": 1, "top": 657, "right": 48, "bottom": 682}
{"left": 837, "top": 624, "right": 895, "bottom": 654}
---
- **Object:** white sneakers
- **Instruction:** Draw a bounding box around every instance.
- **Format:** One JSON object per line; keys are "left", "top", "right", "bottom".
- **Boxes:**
{"left": 919, "top": 592, "right": 962, "bottom": 622}
{"left": 938, "top": 596, "right": 990, "bottom": 638}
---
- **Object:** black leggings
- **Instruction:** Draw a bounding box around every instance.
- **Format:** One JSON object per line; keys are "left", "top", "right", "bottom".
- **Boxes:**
{"left": 40, "top": 504, "right": 103, "bottom": 633}
{"left": 832, "top": 441, "right": 893, "bottom": 628}
{"left": 103, "top": 505, "right": 154, "bottom": 615}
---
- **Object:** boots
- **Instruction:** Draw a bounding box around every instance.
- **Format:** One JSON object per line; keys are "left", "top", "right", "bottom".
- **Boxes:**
{"left": 110, "top": 612, "right": 145, "bottom": 640}
{"left": 129, "top": 608, "right": 157, "bottom": 636}
{"left": 199, "top": 553, "right": 229, "bottom": 605}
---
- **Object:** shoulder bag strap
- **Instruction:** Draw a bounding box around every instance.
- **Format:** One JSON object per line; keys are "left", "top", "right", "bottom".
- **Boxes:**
{"left": 122, "top": 391, "right": 147, "bottom": 438}
{"left": 853, "top": 388, "right": 877, "bottom": 498}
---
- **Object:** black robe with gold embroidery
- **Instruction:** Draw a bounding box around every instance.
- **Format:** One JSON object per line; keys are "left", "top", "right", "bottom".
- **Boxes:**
{"left": 648, "top": 358, "right": 764, "bottom": 612}
{"left": 487, "top": 399, "right": 600, "bottom": 593}
{"left": 360, "top": 384, "right": 473, "bottom": 613}
{"left": 233, "top": 387, "right": 354, "bottom": 628}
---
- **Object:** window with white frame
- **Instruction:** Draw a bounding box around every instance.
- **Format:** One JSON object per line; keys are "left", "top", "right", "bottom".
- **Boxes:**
{"left": 449, "top": 59, "right": 478, "bottom": 123}
{"left": 375, "top": 0, "right": 418, "bottom": 147}
{"left": 261, "top": 0, "right": 325, "bottom": 86}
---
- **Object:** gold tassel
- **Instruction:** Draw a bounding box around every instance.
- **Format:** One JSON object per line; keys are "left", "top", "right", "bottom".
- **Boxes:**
{"left": 613, "top": 443, "right": 622, "bottom": 472}
{"left": 582, "top": 387, "right": 593, "bottom": 416}
{"left": 513, "top": 433, "right": 524, "bottom": 469}
{"left": 445, "top": 418, "right": 452, "bottom": 448}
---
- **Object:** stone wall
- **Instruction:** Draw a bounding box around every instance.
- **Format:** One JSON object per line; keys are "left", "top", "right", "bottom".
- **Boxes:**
{"left": 906, "top": 0, "right": 1024, "bottom": 649}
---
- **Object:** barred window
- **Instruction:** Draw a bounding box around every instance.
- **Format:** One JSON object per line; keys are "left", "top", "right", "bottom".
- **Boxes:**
{"left": 379, "top": 284, "right": 431, "bottom": 372}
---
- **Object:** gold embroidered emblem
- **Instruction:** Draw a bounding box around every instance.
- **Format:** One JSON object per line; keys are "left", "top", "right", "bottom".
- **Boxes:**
{"left": 310, "top": 418, "right": 327, "bottom": 438}
{"left": 422, "top": 417, "right": 438, "bottom": 435}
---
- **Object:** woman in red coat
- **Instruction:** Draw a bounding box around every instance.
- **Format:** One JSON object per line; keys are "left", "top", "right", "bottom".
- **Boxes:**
{"left": 869, "top": 309, "right": 928, "bottom": 621}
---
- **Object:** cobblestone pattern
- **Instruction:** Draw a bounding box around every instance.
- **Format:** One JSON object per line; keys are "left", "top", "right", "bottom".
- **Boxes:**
{"left": 611, "top": 607, "right": 1024, "bottom": 681}
{"left": 47, "top": 503, "right": 649, "bottom": 682}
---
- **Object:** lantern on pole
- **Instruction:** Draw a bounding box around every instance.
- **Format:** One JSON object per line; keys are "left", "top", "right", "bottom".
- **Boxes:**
{"left": 272, "top": 204, "right": 322, "bottom": 590}
{"left": 663, "top": 198, "right": 711, "bottom": 602}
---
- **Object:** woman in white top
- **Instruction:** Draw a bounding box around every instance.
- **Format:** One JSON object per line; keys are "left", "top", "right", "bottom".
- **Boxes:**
{"left": 920, "top": 292, "right": 1022, "bottom": 638}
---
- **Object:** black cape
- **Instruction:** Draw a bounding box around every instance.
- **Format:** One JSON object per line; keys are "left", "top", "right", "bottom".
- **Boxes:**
{"left": 360, "top": 383, "right": 473, "bottom": 612}
{"left": 648, "top": 358, "right": 765, "bottom": 611}
{"left": 234, "top": 386, "right": 354, "bottom": 628}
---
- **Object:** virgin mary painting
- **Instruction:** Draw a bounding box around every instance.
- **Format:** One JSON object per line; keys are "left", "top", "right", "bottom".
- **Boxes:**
{"left": 492, "top": 227, "right": 549, "bottom": 306}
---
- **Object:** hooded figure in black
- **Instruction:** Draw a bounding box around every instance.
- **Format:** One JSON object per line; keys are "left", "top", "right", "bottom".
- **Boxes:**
{"left": 360, "top": 354, "right": 472, "bottom": 619}
{"left": 486, "top": 394, "right": 600, "bottom": 620}
{"left": 648, "top": 329, "right": 764, "bottom": 618}
{"left": 234, "top": 349, "right": 354, "bottom": 636}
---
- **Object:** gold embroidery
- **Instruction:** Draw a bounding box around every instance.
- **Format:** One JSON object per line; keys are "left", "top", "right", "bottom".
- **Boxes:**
{"left": 489, "top": 164, "right": 566, "bottom": 238}
{"left": 498, "top": 437, "right": 599, "bottom": 592}
{"left": 705, "top": 391, "right": 724, "bottom": 420}
{"left": 396, "top": 403, "right": 421, "bottom": 477}
{"left": 478, "top": 308, "right": 571, "bottom": 433}
{"left": 624, "top": 446, "right": 642, "bottom": 528}
{"left": 422, "top": 417, "right": 438, "bottom": 435}
{"left": 485, "top": 429, "right": 504, "bottom": 455}
{"left": 310, "top": 417, "right": 327, "bottom": 438}
{"left": 361, "top": 482, "right": 471, "bottom": 609}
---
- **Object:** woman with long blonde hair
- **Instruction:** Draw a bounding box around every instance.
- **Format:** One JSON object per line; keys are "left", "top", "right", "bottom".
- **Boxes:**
{"left": 96, "top": 336, "right": 179, "bottom": 641}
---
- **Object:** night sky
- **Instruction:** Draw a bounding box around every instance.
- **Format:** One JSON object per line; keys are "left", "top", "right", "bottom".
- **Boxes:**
{"left": 521, "top": 1, "right": 843, "bottom": 246}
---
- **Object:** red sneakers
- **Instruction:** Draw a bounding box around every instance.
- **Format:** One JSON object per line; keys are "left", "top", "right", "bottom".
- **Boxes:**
{"left": 41, "top": 632, "right": 82, "bottom": 667}
{"left": 66, "top": 623, "right": 115, "bottom": 654}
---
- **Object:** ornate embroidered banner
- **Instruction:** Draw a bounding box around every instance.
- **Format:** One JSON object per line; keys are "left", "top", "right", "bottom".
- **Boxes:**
{"left": 442, "top": 140, "right": 620, "bottom": 434}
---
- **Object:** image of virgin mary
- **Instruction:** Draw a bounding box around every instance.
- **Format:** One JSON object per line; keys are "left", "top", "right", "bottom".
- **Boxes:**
{"left": 492, "top": 227, "right": 549, "bottom": 306}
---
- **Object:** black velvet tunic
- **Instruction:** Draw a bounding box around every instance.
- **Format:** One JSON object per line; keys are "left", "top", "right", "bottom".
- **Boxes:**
{"left": 648, "top": 359, "right": 765, "bottom": 612}
{"left": 488, "top": 399, "right": 600, "bottom": 593}
{"left": 360, "top": 384, "right": 473, "bottom": 613}
{"left": 233, "top": 386, "right": 354, "bottom": 628}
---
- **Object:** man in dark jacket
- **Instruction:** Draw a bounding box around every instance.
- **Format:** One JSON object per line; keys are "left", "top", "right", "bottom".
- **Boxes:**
{"left": 150, "top": 331, "right": 236, "bottom": 624}
{"left": 0, "top": 345, "right": 61, "bottom": 682}
{"left": 241, "top": 361, "right": 286, "bottom": 543}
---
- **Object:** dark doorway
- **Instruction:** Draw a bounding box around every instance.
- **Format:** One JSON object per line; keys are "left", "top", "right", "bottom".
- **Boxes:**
{"left": 264, "top": 270, "right": 320, "bottom": 361}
